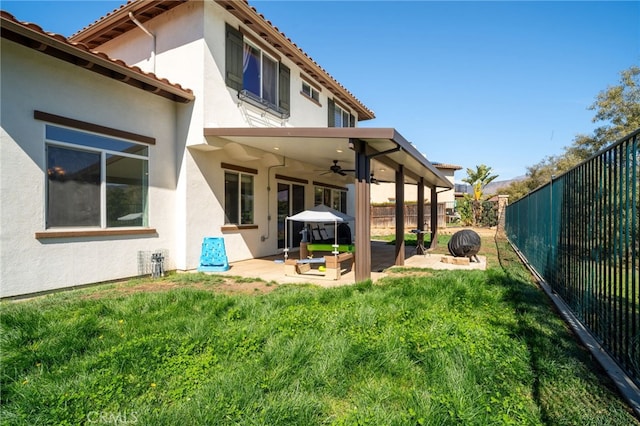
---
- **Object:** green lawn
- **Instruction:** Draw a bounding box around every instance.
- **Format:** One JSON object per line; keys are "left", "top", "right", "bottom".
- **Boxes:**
{"left": 1, "top": 233, "right": 638, "bottom": 425}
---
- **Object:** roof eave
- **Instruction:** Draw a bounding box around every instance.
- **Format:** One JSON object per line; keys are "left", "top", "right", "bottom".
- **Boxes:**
{"left": 1, "top": 12, "right": 194, "bottom": 104}
{"left": 71, "top": 1, "right": 189, "bottom": 47}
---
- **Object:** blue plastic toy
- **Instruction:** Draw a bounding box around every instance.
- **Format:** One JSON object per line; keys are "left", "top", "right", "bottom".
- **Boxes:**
{"left": 197, "top": 237, "right": 230, "bottom": 272}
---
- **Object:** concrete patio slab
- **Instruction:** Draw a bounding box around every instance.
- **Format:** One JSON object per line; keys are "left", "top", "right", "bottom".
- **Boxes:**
{"left": 211, "top": 240, "right": 486, "bottom": 288}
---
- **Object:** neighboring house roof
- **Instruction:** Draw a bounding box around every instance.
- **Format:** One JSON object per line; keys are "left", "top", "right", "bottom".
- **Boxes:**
{"left": 0, "top": 11, "right": 194, "bottom": 103}
{"left": 432, "top": 162, "right": 462, "bottom": 171}
{"left": 68, "top": 0, "right": 375, "bottom": 121}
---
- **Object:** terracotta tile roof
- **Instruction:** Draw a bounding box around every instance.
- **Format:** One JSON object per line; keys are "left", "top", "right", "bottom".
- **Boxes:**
{"left": 0, "top": 10, "right": 194, "bottom": 103}
{"left": 69, "top": 0, "right": 375, "bottom": 120}
{"left": 70, "top": 1, "right": 185, "bottom": 47}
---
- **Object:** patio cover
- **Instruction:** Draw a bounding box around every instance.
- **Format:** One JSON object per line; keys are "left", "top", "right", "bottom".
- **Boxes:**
{"left": 202, "top": 126, "right": 453, "bottom": 282}
{"left": 202, "top": 127, "right": 452, "bottom": 188}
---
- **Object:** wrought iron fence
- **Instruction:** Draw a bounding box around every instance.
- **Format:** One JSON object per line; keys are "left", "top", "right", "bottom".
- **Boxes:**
{"left": 505, "top": 129, "right": 639, "bottom": 387}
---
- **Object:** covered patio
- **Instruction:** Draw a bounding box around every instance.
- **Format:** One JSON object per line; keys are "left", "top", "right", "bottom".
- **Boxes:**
{"left": 202, "top": 127, "right": 454, "bottom": 283}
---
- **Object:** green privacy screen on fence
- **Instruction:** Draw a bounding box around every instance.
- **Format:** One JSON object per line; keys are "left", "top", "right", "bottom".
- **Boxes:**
{"left": 505, "top": 129, "right": 639, "bottom": 388}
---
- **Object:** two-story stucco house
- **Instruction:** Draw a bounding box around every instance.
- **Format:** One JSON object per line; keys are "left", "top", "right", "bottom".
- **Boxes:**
{"left": 0, "top": 1, "right": 452, "bottom": 298}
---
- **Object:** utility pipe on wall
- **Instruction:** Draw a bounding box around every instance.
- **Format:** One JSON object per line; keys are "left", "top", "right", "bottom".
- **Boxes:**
{"left": 128, "top": 12, "right": 156, "bottom": 74}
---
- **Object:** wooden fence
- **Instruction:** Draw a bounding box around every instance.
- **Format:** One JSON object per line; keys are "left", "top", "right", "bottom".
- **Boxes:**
{"left": 370, "top": 203, "right": 446, "bottom": 230}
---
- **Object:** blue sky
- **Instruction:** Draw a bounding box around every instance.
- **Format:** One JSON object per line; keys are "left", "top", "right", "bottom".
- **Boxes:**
{"left": 2, "top": 1, "right": 638, "bottom": 180}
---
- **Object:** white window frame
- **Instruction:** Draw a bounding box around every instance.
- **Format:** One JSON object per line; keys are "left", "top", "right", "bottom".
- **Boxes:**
{"left": 335, "top": 104, "right": 349, "bottom": 127}
{"left": 44, "top": 125, "right": 149, "bottom": 229}
{"left": 244, "top": 40, "right": 279, "bottom": 106}
{"left": 314, "top": 186, "right": 347, "bottom": 213}
{"left": 302, "top": 81, "right": 320, "bottom": 103}
{"left": 334, "top": 104, "right": 351, "bottom": 128}
{"left": 224, "top": 170, "right": 255, "bottom": 225}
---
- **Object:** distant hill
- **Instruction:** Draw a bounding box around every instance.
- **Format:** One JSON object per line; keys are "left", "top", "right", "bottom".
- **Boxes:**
{"left": 455, "top": 176, "right": 526, "bottom": 196}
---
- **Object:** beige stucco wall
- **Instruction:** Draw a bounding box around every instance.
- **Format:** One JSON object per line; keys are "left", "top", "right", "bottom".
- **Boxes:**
{"left": 2, "top": 1, "right": 454, "bottom": 297}
{"left": 0, "top": 40, "right": 182, "bottom": 297}
{"left": 91, "top": 2, "right": 357, "bottom": 269}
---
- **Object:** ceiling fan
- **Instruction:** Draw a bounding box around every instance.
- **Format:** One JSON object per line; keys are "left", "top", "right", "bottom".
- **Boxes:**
{"left": 317, "top": 160, "right": 354, "bottom": 176}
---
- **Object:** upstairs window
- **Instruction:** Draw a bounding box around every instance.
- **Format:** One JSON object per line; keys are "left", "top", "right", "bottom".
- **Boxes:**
{"left": 226, "top": 24, "right": 290, "bottom": 117}
{"left": 334, "top": 104, "right": 350, "bottom": 128}
{"left": 302, "top": 82, "right": 320, "bottom": 103}
{"left": 243, "top": 43, "right": 278, "bottom": 106}
{"left": 328, "top": 99, "right": 355, "bottom": 128}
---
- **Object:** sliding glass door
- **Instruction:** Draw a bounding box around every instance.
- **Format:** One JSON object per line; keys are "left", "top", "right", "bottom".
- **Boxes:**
{"left": 277, "top": 182, "right": 305, "bottom": 249}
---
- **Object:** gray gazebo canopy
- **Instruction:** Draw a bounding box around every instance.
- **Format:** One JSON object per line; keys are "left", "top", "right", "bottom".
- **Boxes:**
{"left": 284, "top": 204, "right": 355, "bottom": 260}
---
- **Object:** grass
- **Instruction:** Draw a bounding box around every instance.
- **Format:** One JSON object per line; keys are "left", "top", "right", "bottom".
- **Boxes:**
{"left": 371, "top": 232, "right": 452, "bottom": 247}
{"left": 1, "top": 232, "right": 638, "bottom": 425}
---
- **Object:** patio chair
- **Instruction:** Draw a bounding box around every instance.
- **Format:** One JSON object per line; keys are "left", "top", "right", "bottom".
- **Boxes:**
{"left": 311, "top": 226, "right": 332, "bottom": 243}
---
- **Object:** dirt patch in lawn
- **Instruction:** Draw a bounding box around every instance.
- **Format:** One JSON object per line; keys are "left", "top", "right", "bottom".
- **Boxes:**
{"left": 82, "top": 277, "right": 278, "bottom": 300}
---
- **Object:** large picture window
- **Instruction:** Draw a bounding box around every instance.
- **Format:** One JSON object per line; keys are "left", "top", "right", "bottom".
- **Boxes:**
{"left": 46, "top": 125, "right": 148, "bottom": 228}
{"left": 225, "top": 171, "right": 254, "bottom": 225}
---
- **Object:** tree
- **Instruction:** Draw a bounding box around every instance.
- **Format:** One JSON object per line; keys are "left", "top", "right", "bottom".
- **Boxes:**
{"left": 462, "top": 164, "right": 498, "bottom": 225}
{"left": 462, "top": 164, "right": 498, "bottom": 201}
{"left": 569, "top": 65, "right": 640, "bottom": 157}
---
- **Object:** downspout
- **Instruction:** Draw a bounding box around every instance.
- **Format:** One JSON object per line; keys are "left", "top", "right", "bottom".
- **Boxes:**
{"left": 261, "top": 156, "right": 287, "bottom": 242}
{"left": 129, "top": 12, "right": 156, "bottom": 74}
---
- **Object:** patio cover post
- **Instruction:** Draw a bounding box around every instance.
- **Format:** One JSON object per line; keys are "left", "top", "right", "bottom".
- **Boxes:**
{"left": 394, "top": 165, "right": 405, "bottom": 266}
{"left": 352, "top": 139, "right": 371, "bottom": 282}
{"left": 417, "top": 177, "right": 425, "bottom": 254}
{"left": 430, "top": 186, "right": 439, "bottom": 249}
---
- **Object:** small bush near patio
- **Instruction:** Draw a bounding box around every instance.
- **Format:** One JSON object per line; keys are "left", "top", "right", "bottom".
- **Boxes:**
{"left": 1, "top": 233, "right": 638, "bottom": 425}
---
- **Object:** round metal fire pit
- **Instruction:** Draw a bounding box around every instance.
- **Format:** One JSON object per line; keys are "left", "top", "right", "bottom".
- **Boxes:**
{"left": 448, "top": 229, "right": 481, "bottom": 262}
